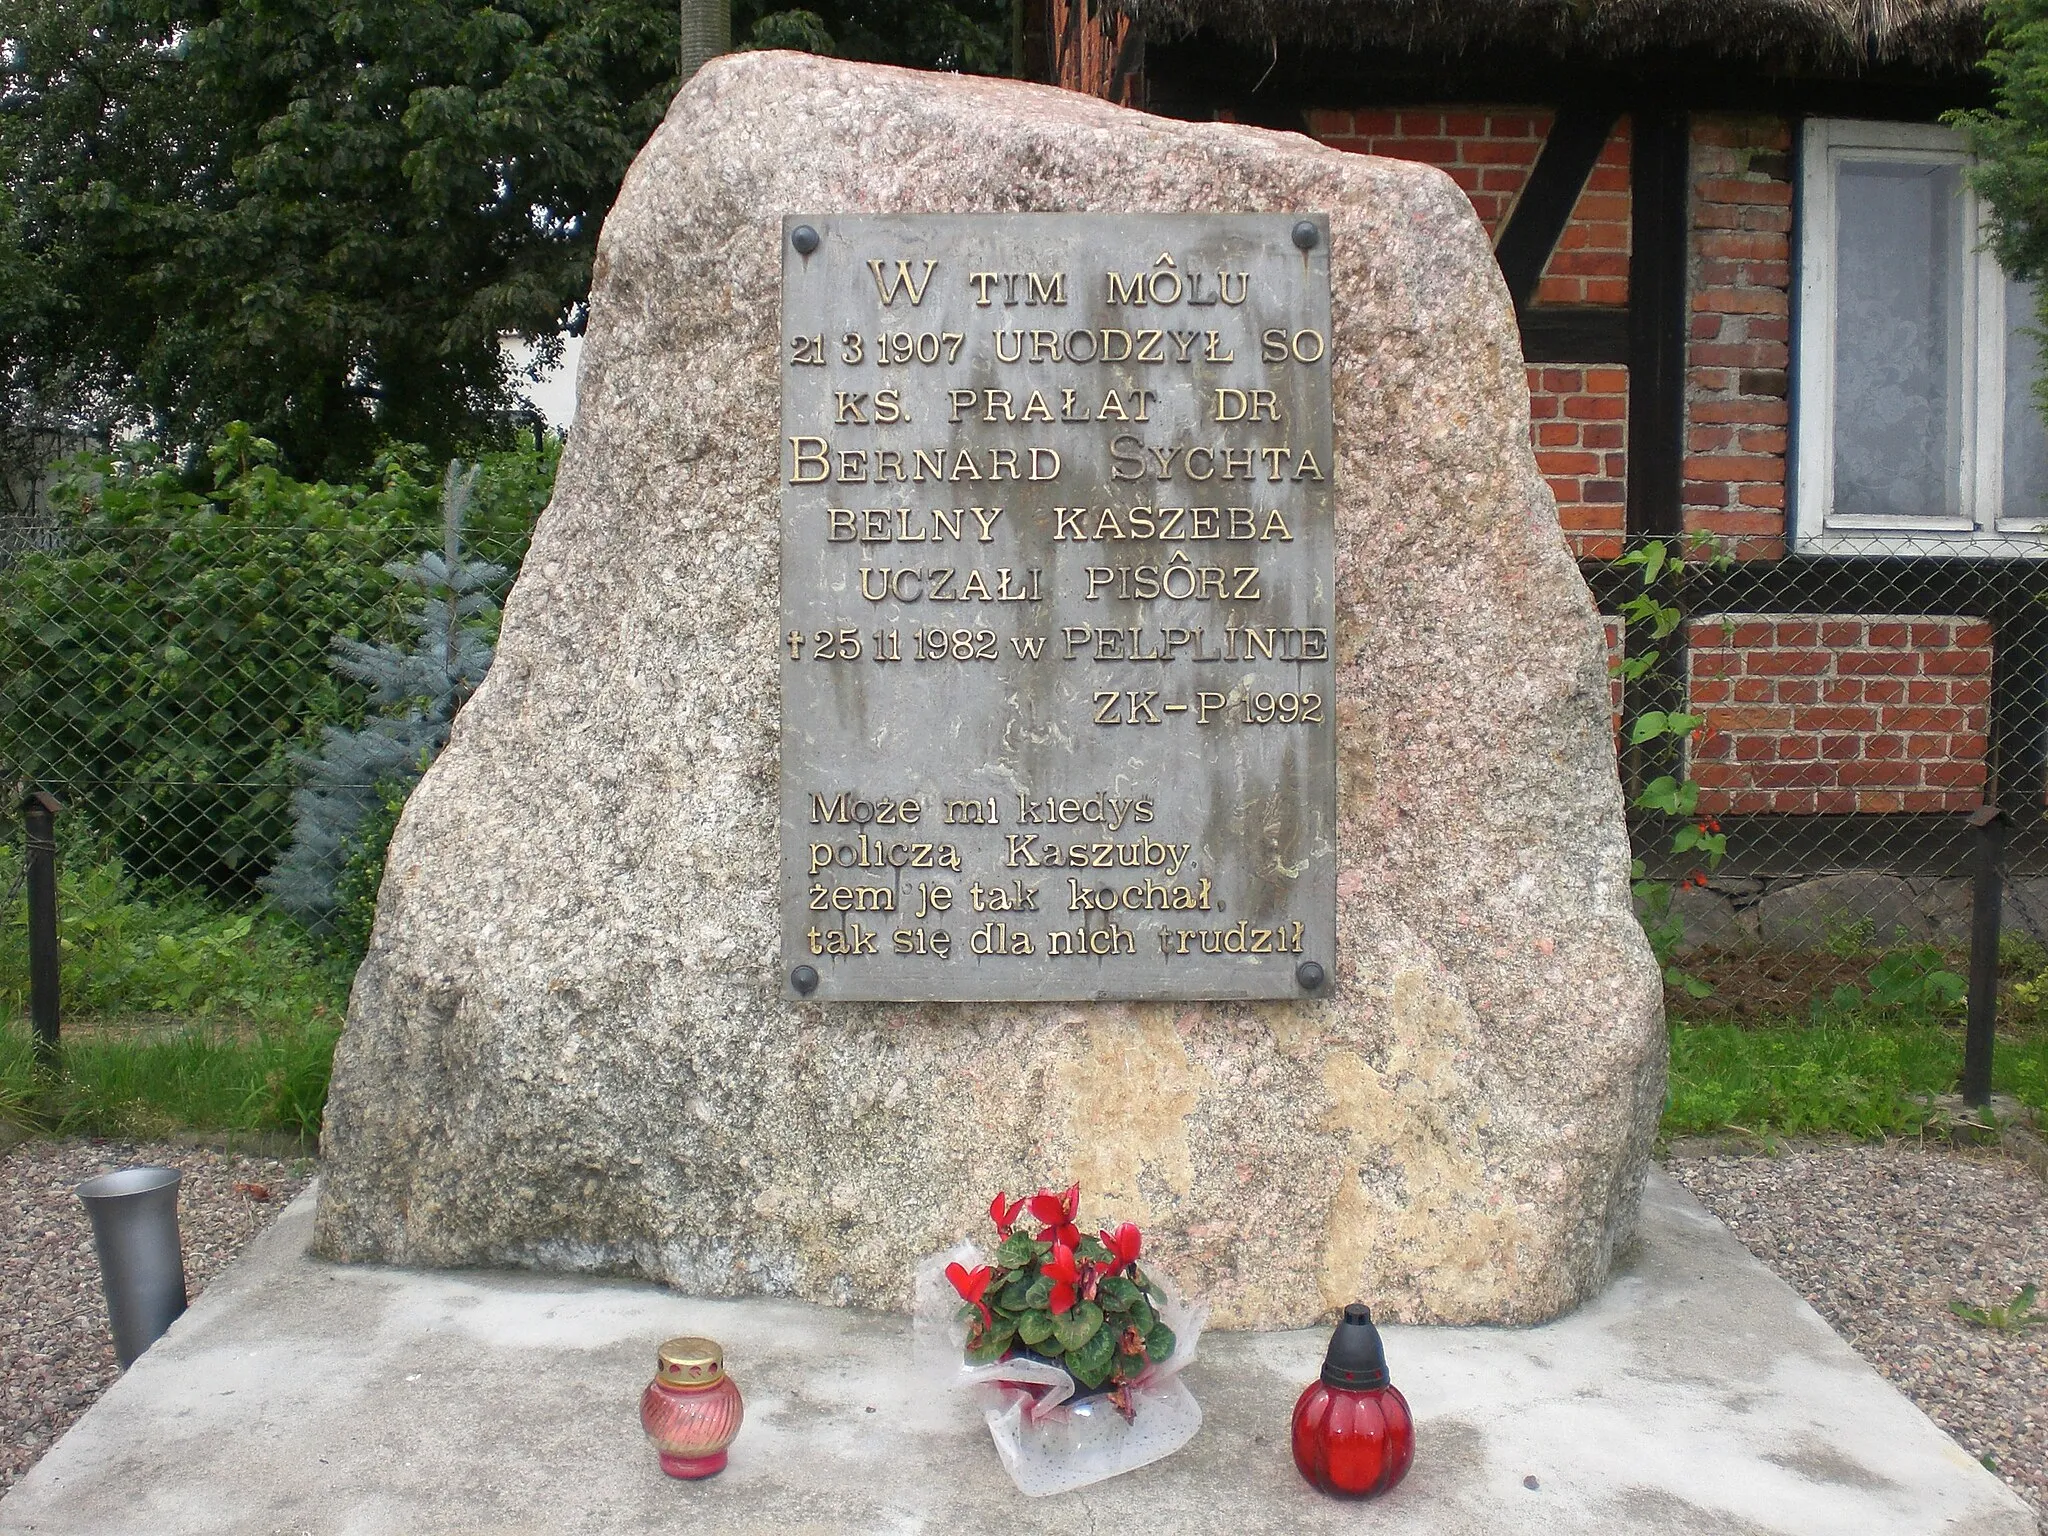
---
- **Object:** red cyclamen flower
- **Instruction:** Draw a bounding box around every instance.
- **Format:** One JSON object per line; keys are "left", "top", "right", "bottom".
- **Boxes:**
{"left": 1100, "top": 1222, "right": 1142, "bottom": 1273}
{"left": 946, "top": 1262, "right": 995, "bottom": 1326}
{"left": 1044, "top": 1243, "right": 1081, "bottom": 1315}
{"left": 1029, "top": 1183, "right": 1082, "bottom": 1248}
{"left": 988, "top": 1192, "right": 1026, "bottom": 1237}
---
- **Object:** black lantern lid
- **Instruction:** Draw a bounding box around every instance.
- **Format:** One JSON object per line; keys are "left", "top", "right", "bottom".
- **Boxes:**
{"left": 1321, "top": 1302, "right": 1390, "bottom": 1390}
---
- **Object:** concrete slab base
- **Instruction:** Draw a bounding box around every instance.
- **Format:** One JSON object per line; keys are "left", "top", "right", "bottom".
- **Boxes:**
{"left": 1, "top": 1171, "right": 2032, "bottom": 1535}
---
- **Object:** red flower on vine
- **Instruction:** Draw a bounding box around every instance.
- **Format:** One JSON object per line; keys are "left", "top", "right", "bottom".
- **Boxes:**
{"left": 1030, "top": 1183, "right": 1082, "bottom": 1248}
{"left": 946, "top": 1262, "right": 995, "bottom": 1329}
{"left": 1044, "top": 1243, "right": 1081, "bottom": 1315}
{"left": 988, "top": 1192, "right": 1026, "bottom": 1237}
{"left": 1100, "top": 1223, "right": 1142, "bottom": 1274}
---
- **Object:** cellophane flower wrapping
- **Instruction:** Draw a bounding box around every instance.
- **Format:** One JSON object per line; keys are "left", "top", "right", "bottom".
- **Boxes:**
{"left": 913, "top": 1242, "right": 1209, "bottom": 1496}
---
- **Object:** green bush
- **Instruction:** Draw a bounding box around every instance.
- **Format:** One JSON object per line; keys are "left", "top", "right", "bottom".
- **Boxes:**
{"left": 0, "top": 426, "right": 550, "bottom": 891}
{"left": 0, "top": 823, "right": 353, "bottom": 1028}
{"left": 329, "top": 780, "right": 411, "bottom": 957}
{"left": 0, "top": 824, "right": 352, "bottom": 1138}
{"left": 1808, "top": 944, "right": 1967, "bottom": 1029}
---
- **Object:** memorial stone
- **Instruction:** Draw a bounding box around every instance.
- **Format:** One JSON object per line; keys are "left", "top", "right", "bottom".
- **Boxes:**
{"left": 313, "top": 52, "right": 1666, "bottom": 1329}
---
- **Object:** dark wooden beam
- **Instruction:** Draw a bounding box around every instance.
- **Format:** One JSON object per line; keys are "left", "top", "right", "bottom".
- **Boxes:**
{"left": 1519, "top": 308, "right": 1630, "bottom": 363}
{"left": 1495, "top": 106, "right": 1621, "bottom": 311}
{"left": 1629, "top": 812, "right": 2017, "bottom": 879}
{"left": 1136, "top": 36, "right": 1988, "bottom": 124}
{"left": 1627, "top": 107, "right": 1691, "bottom": 539}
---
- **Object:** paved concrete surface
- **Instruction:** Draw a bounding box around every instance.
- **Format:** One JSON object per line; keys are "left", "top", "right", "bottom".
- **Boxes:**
{"left": 1, "top": 1171, "right": 2032, "bottom": 1535}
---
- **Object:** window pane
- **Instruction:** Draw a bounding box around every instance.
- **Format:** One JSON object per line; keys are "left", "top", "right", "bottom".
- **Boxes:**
{"left": 2003, "top": 274, "right": 2048, "bottom": 525}
{"left": 1832, "top": 158, "right": 1965, "bottom": 523}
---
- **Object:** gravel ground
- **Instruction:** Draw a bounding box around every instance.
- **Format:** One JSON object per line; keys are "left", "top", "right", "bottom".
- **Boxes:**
{"left": 0, "top": 1139, "right": 313, "bottom": 1494}
{"left": 1668, "top": 1144, "right": 2048, "bottom": 1528}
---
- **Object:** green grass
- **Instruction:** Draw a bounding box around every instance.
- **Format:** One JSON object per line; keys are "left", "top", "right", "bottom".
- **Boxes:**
{"left": 1663, "top": 935, "right": 2048, "bottom": 1138}
{"left": 0, "top": 1016, "right": 342, "bottom": 1140}
{"left": 1666, "top": 1021, "right": 2048, "bottom": 1137}
{"left": 0, "top": 830, "right": 351, "bottom": 1140}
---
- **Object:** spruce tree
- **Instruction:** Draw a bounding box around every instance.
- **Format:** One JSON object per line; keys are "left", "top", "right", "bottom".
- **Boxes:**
{"left": 264, "top": 461, "right": 503, "bottom": 934}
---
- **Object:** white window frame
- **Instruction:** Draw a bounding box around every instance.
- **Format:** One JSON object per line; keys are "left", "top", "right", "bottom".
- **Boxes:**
{"left": 1793, "top": 118, "right": 2048, "bottom": 555}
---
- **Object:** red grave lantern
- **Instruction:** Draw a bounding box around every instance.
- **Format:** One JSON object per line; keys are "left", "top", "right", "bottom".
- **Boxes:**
{"left": 1291, "top": 1302, "right": 1414, "bottom": 1499}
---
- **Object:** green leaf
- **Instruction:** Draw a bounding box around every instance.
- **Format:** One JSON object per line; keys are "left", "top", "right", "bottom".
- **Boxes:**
{"left": 1949, "top": 1284, "right": 2043, "bottom": 1331}
{"left": 1074, "top": 1234, "right": 1112, "bottom": 1264}
{"left": 1051, "top": 1300, "right": 1104, "bottom": 1353}
{"left": 1097, "top": 1274, "right": 1140, "bottom": 1310}
{"left": 1144, "top": 1322, "right": 1177, "bottom": 1362}
{"left": 1617, "top": 539, "right": 1667, "bottom": 582}
{"left": 965, "top": 1318, "right": 1016, "bottom": 1365}
{"left": 1663, "top": 964, "right": 1714, "bottom": 999}
{"left": 994, "top": 1232, "right": 1042, "bottom": 1269}
{"left": 1634, "top": 776, "right": 1698, "bottom": 817}
{"left": 1017, "top": 1310, "right": 1057, "bottom": 1347}
{"left": 1067, "top": 1321, "right": 1116, "bottom": 1386}
{"left": 1023, "top": 1274, "right": 1054, "bottom": 1310}
{"left": 997, "top": 1277, "right": 1034, "bottom": 1313}
{"left": 1128, "top": 1297, "right": 1157, "bottom": 1335}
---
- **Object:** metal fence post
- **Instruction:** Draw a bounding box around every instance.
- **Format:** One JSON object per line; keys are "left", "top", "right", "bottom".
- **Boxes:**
{"left": 1962, "top": 804, "right": 2004, "bottom": 1109}
{"left": 22, "top": 788, "right": 60, "bottom": 1068}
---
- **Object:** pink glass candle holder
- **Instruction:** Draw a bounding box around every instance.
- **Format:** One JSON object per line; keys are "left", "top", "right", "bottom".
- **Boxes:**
{"left": 640, "top": 1336, "right": 743, "bottom": 1479}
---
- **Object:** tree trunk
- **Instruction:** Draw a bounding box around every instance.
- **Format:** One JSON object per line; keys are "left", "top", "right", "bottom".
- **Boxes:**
{"left": 681, "top": 0, "right": 731, "bottom": 81}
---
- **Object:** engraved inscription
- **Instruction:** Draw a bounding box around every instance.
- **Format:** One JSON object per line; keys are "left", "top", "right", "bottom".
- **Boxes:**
{"left": 780, "top": 214, "right": 1336, "bottom": 1001}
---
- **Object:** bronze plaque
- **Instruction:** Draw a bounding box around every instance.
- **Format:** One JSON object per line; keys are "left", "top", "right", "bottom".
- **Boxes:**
{"left": 779, "top": 214, "right": 1335, "bottom": 1001}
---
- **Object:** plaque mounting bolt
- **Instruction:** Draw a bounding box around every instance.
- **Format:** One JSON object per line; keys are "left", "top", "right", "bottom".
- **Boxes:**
{"left": 1291, "top": 221, "right": 1320, "bottom": 252}
{"left": 791, "top": 225, "right": 820, "bottom": 257}
{"left": 790, "top": 965, "right": 819, "bottom": 996}
{"left": 1296, "top": 960, "right": 1326, "bottom": 991}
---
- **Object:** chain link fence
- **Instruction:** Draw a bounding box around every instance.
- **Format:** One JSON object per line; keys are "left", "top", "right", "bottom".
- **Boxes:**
{"left": 0, "top": 514, "right": 528, "bottom": 897}
{"left": 1, "top": 511, "right": 2041, "bottom": 949}
{"left": 1589, "top": 531, "right": 2048, "bottom": 958}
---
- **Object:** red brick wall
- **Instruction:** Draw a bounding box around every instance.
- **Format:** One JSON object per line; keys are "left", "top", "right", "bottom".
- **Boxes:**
{"left": 1604, "top": 617, "right": 1626, "bottom": 740}
{"left": 1308, "top": 108, "right": 1633, "bottom": 558}
{"left": 1305, "top": 108, "right": 1552, "bottom": 235}
{"left": 1685, "top": 116, "right": 1793, "bottom": 559}
{"left": 1300, "top": 103, "right": 1992, "bottom": 822}
{"left": 1536, "top": 119, "right": 1630, "bottom": 306}
{"left": 1530, "top": 367, "right": 1627, "bottom": 558}
{"left": 1686, "top": 617, "right": 1992, "bottom": 814}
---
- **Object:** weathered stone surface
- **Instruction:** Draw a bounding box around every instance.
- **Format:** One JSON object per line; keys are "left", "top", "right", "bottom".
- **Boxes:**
{"left": 312, "top": 52, "right": 1663, "bottom": 1327}
{"left": 2004, "top": 879, "right": 2048, "bottom": 945}
{"left": 1645, "top": 884, "right": 1756, "bottom": 956}
{"left": 1917, "top": 875, "right": 2048, "bottom": 948}
{"left": 1754, "top": 874, "right": 1932, "bottom": 950}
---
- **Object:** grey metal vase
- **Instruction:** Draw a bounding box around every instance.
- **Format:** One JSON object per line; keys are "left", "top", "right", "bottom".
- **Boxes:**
{"left": 76, "top": 1166, "right": 188, "bottom": 1368}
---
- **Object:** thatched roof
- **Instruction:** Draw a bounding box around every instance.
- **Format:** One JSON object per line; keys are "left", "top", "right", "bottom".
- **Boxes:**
{"left": 1114, "top": 0, "right": 1990, "bottom": 75}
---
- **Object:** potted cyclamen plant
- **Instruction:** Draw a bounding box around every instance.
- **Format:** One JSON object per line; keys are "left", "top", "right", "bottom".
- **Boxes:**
{"left": 944, "top": 1184, "right": 1178, "bottom": 1417}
